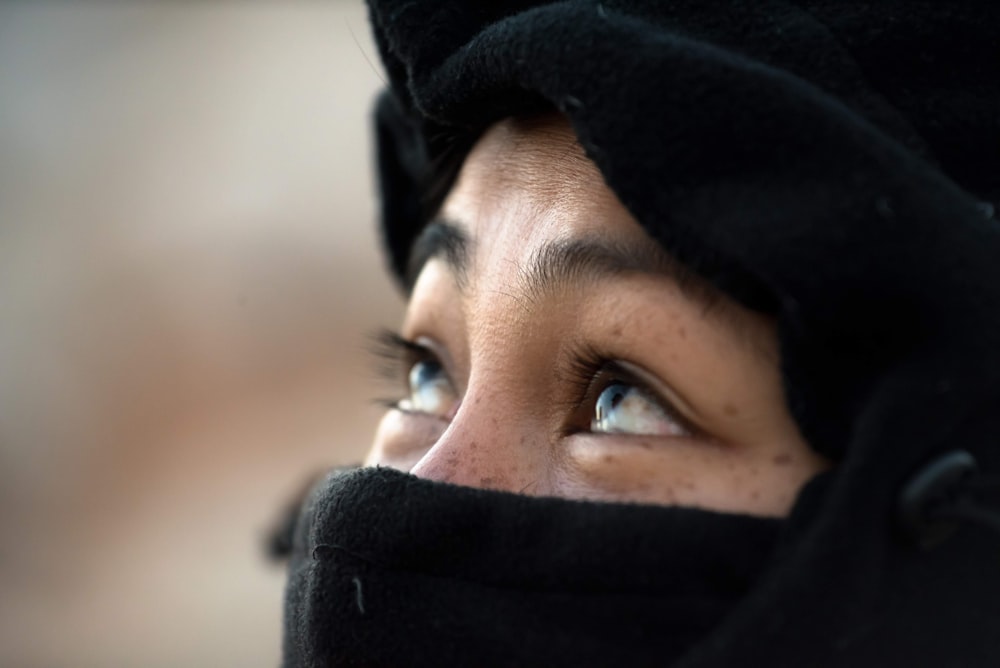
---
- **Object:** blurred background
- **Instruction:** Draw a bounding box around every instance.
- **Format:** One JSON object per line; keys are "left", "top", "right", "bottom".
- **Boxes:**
{"left": 0, "top": 2, "right": 401, "bottom": 665}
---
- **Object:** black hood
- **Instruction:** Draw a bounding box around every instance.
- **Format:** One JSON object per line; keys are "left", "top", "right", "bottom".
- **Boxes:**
{"left": 281, "top": 2, "right": 1000, "bottom": 666}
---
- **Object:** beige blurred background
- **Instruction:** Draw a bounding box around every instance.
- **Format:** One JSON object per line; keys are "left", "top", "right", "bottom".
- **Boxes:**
{"left": 0, "top": 2, "right": 402, "bottom": 666}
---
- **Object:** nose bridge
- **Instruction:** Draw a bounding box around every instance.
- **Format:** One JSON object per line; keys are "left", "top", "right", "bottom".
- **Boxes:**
{"left": 408, "top": 378, "right": 549, "bottom": 494}
{"left": 408, "top": 241, "right": 556, "bottom": 492}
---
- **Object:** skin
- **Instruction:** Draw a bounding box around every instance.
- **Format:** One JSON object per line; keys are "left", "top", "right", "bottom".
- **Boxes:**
{"left": 366, "top": 114, "right": 828, "bottom": 516}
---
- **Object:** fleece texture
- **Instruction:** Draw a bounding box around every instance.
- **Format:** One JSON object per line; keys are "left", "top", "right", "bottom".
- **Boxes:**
{"left": 283, "top": 466, "right": 785, "bottom": 667}
{"left": 281, "top": 2, "right": 1000, "bottom": 666}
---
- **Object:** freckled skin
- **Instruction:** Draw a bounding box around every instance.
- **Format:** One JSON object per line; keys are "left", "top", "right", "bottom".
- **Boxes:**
{"left": 366, "top": 114, "right": 829, "bottom": 517}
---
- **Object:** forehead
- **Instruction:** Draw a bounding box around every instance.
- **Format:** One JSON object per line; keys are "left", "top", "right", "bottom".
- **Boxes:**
{"left": 416, "top": 114, "right": 733, "bottom": 320}
{"left": 441, "top": 114, "right": 643, "bottom": 250}
{"left": 459, "top": 114, "right": 596, "bottom": 187}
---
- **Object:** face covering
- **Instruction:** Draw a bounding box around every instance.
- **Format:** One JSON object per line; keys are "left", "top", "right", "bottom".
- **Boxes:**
{"left": 281, "top": 466, "right": 819, "bottom": 668}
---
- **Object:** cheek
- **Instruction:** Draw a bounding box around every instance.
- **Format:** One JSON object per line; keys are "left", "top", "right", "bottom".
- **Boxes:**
{"left": 366, "top": 411, "right": 446, "bottom": 471}
{"left": 557, "top": 435, "right": 818, "bottom": 516}
{"left": 558, "top": 436, "right": 720, "bottom": 505}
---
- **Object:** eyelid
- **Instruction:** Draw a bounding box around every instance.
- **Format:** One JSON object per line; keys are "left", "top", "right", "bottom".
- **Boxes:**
{"left": 370, "top": 330, "right": 432, "bottom": 380}
{"left": 374, "top": 329, "right": 456, "bottom": 379}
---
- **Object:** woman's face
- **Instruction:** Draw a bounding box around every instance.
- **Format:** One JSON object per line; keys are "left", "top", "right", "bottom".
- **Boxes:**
{"left": 367, "top": 115, "right": 827, "bottom": 516}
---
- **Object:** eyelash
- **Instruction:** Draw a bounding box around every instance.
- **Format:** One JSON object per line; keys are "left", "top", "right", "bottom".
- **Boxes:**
{"left": 368, "top": 328, "right": 438, "bottom": 409}
{"left": 367, "top": 328, "right": 698, "bottom": 435}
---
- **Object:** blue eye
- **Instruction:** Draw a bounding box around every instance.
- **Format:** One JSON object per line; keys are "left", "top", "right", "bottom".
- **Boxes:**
{"left": 591, "top": 382, "right": 690, "bottom": 436}
{"left": 399, "top": 359, "right": 458, "bottom": 418}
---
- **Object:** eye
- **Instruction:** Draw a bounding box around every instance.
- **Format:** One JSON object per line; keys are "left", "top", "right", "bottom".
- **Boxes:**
{"left": 591, "top": 381, "right": 692, "bottom": 437}
{"left": 398, "top": 357, "right": 459, "bottom": 418}
{"left": 369, "top": 330, "right": 460, "bottom": 420}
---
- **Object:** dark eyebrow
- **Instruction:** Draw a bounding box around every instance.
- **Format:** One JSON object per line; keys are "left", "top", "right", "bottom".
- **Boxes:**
{"left": 405, "top": 218, "right": 470, "bottom": 292}
{"left": 523, "top": 236, "right": 681, "bottom": 299}
{"left": 405, "top": 217, "right": 723, "bottom": 312}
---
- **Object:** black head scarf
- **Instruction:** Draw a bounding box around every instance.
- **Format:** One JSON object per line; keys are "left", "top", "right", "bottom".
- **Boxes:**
{"left": 281, "top": 2, "right": 1000, "bottom": 666}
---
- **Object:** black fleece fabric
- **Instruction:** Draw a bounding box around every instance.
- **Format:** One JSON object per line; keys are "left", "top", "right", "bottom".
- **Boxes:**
{"left": 281, "top": 2, "right": 1000, "bottom": 666}
{"left": 283, "top": 467, "right": 788, "bottom": 667}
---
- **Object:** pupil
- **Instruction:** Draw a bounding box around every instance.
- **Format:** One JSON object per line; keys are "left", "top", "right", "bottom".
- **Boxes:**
{"left": 410, "top": 360, "right": 441, "bottom": 391}
{"left": 595, "top": 383, "right": 631, "bottom": 424}
{"left": 610, "top": 389, "right": 626, "bottom": 408}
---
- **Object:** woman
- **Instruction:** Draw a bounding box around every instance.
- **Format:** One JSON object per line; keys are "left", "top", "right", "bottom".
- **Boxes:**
{"left": 279, "top": 2, "right": 1000, "bottom": 666}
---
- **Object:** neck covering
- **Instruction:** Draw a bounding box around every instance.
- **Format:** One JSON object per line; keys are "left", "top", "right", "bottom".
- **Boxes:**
{"left": 281, "top": 2, "right": 1000, "bottom": 665}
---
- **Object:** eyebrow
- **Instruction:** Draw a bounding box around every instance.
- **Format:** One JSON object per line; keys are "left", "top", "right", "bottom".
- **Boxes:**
{"left": 405, "top": 218, "right": 723, "bottom": 311}
{"left": 406, "top": 218, "right": 471, "bottom": 291}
